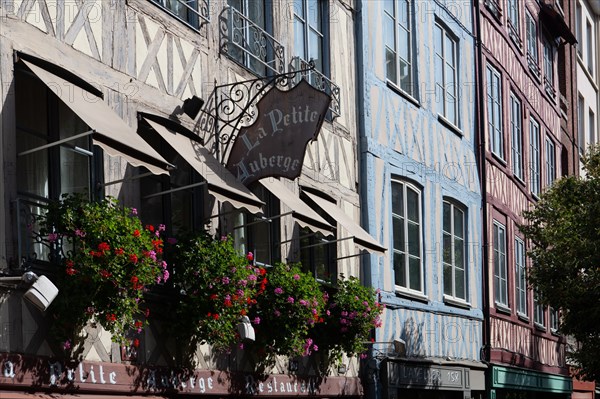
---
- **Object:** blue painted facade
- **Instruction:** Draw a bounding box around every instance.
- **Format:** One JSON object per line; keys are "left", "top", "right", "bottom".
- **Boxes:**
{"left": 356, "top": 1, "right": 486, "bottom": 397}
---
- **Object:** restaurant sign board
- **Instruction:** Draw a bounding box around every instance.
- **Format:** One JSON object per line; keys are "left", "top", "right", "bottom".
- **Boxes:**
{"left": 226, "top": 79, "right": 331, "bottom": 186}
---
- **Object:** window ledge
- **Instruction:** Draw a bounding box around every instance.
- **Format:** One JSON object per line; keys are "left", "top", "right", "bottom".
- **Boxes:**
{"left": 490, "top": 151, "right": 507, "bottom": 167}
{"left": 387, "top": 81, "right": 420, "bottom": 108}
{"left": 517, "top": 312, "right": 530, "bottom": 322}
{"left": 551, "top": 328, "right": 559, "bottom": 336}
{"left": 395, "top": 289, "right": 429, "bottom": 303}
{"left": 443, "top": 295, "right": 471, "bottom": 309}
{"left": 534, "top": 322, "right": 547, "bottom": 332}
{"left": 495, "top": 303, "right": 511, "bottom": 315}
{"left": 437, "top": 114, "right": 463, "bottom": 137}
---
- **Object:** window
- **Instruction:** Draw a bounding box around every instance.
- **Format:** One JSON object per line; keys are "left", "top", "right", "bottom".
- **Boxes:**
{"left": 543, "top": 37, "right": 555, "bottom": 98}
{"left": 392, "top": 180, "right": 423, "bottom": 293}
{"left": 300, "top": 192, "right": 336, "bottom": 283}
{"left": 484, "top": 0, "right": 501, "bottom": 20}
{"left": 293, "top": 0, "right": 327, "bottom": 74}
{"left": 534, "top": 296, "right": 545, "bottom": 327}
{"left": 550, "top": 308, "right": 559, "bottom": 332}
{"left": 515, "top": 237, "right": 527, "bottom": 316}
{"left": 443, "top": 201, "right": 466, "bottom": 301}
{"left": 530, "top": 118, "right": 541, "bottom": 197}
{"left": 579, "top": 95, "right": 585, "bottom": 153}
{"left": 487, "top": 64, "right": 503, "bottom": 158}
{"left": 576, "top": 2, "right": 582, "bottom": 56}
{"left": 16, "top": 68, "right": 95, "bottom": 201}
{"left": 434, "top": 22, "right": 459, "bottom": 126}
{"left": 589, "top": 109, "right": 596, "bottom": 146}
{"left": 545, "top": 138, "right": 556, "bottom": 187}
{"left": 384, "top": 0, "right": 416, "bottom": 96}
{"left": 586, "top": 20, "right": 593, "bottom": 73}
{"left": 226, "top": 0, "right": 277, "bottom": 76}
{"left": 507, "top": 0, "right": 520, "bottom": 44}
{"left": 493, "top": 221, "right": 508, "bottom": 307}
{"left": 151, "top": 0, "right": 205, "bottom": 28}
{"left": 526, "top": 12, "right": 540, "bottom": 77}
{"left": 510, "top": 93, "right": 523, "bottom": 179}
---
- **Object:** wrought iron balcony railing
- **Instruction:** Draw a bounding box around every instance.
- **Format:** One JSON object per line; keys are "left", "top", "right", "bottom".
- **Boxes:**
{"left": 289, "top": 56, "right": 341, "bottom": 119}
{"left": 151, "top": 0, "right": 209, "bottom": 28}
{"left": 527, "top": 53, "right": 541, "bottom": 81}
{"left": 15, "top": 196, "right": 53, "bottom": 268}
{"left": 219, "top": 6, "right": 285, "bottom": 77}
{"left": 544, "top": 76, "right": 556, "bottom": 101}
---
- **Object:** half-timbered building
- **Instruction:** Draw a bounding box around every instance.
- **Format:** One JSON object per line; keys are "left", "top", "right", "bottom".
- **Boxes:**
{"left": 476, "top": 0, "right": 578, "bottom": 397}
{"left": 0, "top": 0, "right": 385, "bottom": 397}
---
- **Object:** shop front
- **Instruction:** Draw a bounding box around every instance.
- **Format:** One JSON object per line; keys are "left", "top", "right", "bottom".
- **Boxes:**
{"left": 0, "top": 353, "right": 362, "bottom": 398}
{"left": 488, "top": 365, "right": 572, "bottom": 399}
{"left": 381, "top": 359, "right": 486, "bottom": 399}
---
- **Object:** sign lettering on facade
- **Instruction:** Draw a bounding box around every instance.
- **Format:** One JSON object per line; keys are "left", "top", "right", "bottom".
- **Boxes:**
{"left": 226, "top": 79, "right": 331, "bottom": 186}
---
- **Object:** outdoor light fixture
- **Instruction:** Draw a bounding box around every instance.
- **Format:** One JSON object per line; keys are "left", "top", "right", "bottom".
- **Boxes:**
{"left": 181, "top": 95, "right": 204, "bottom": 120}
{"left": 0, "top": 271, "right": 59, "bottom": 312}
{"left": 393, "top": 338, "right": 406, "bottom": 357}
{"left": 237, "top": 315, "right": 255, "bottom": 341}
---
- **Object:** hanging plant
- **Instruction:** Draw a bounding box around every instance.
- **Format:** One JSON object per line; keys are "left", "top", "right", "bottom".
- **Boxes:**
{"left": 169, "top": 234, "right": 262, "bottom": 355}
{"left": 312, "top": 276, "right": 384, "bottom": 364}
{"left": 40, "top": 194, "right": 168, "bottom": 357}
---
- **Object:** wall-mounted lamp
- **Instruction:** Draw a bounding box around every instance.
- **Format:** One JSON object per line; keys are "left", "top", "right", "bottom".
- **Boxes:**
{"left": 0, "top": 271, "right": 59, "bottom": 312}
{"left": 237, "top": 315, "right": 255, "bottom": 341}
{"left": 180, "top": 95, "right": 204, "bottom": 120}
{"left": 393, "top": 338, "right": 406, "bottom": 357}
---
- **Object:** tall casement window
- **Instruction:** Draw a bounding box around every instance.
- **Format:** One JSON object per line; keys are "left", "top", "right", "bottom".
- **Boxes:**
{"left": 550, "top": 308, "right": 559, "bottom": 332}
{"left": 384, "top": 0, "right": 415, "bottom": 96}
{"left": 579, "top": 95, "right": 585, "bottom": 153}
{"left": 507, "top": 0, "right": 520, "bottom": 45}
{"left": 293, "top": 0, "right": 327, "bottom": 74}
{"left": 392, "top": 180, "right": 423, "bottom": 293}
{"left": 545, "top": 137, "right": 556, "bottom": 187}
{"left": 443, "top": 201, "right": 467, "bottom": 301}
{"left": 587, "top": 20, "right": 594, "bottom": 73}
{"left": 589, "top": 109, "right": 596, "bottom": 146}
{"left": 487, "top": 64, "right": 503, "bottom": 158}
{"left": 510, "top": 93, "right": 523, "bottom": 179}
{"left": 543, "top": 38, "right": 555, "bottom": 98}
{"left": 534, "top": 296, "right": 545, "bottom": 327}
{"left": 227, "top": 0, "right": 273, "bottom": 76}
{"left": 15, "top": 68, "right": 95, "bottom": 201}
{"left": 493, "top": 221, "right": 508, "bottom": 307}
{"left": 526, "top": 11, "right": 540, "bottom": 77}
{"left": 530, "top": 118, "right": 541, "bottom": 197}
{"left": 515, "top": 237, "right": 527, "bottom": 316}
{"left": 576, "top": 2, "right": 582, "bottom": 56}
{"left": 151, "top": 0, "right": 202, "bottom": 28}
{"left": 434, "top": 21, "right": 459, "bottom": 126}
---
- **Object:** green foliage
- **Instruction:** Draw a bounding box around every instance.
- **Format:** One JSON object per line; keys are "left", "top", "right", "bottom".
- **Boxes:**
{"left": 168, "top": 234, "right": 262, "bottom": 355}
{"left": 520, "top": 145, "right": 600, "bottom": 381}
{"left": 313, "top": 277, "right": 383, "bottom": 364}
{"left": 41, "top": 195, "right": 167, "bottom": 356}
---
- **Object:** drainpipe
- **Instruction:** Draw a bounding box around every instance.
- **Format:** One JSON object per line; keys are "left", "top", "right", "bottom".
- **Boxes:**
{"left": 473, "top": 0, "right": 491, "bottom": 366}
{"left": 354, "top": 2, "right": 380, "bottom": 399}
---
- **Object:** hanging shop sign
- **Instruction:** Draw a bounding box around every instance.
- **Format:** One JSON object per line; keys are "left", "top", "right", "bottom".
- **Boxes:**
{"left": 0, "top": 353, "right": 361, "bottom": 397}
{"left": 226, "top": 79, "right": 331, "bottom": 186}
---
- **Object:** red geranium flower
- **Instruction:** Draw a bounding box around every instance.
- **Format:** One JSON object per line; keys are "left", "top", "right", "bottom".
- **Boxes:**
{"left": 129, "top": 254, "right": 138, "bottom": 264}
{"left": 133, "top": 229, "right": 140, "bottom": 237}
{"left": 132, "top": 338, "right": 140, "bottom": 348}
{"left": 99, "top": 269, "right": 111, "bottom": 278}
{"left": 115, "top": 248, "right": 125, "bottom": 256}
{"left": 146, "top": 225, "right": 155, "bottom": 232}
{"left": 97, "top": 242, "right": 110, "bottom": 252}
{"left": 66, "top": 267, "right": 76, "bottom": 276}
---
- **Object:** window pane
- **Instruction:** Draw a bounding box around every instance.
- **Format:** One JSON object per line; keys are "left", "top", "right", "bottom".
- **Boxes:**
{"left": 443, "top": 232, "right": 452, "bottom": 264}
{"left": 394, "top": 252, "right": 406, "bottom": 287}
{"left": 293, "top": 0, "right": 304, "bottom": 18}
{"left": 453, "top": 208, "right": 464, "bottom": 239}
{"left": 444, "top": 263, "right": 452, "bottom": 295}
{"left": 393, "top": 215, "right": 405, "bottom": 251}
{"left": 409, "top": 256, "right": 421, "bottom": 291}
{"left": 308, "top": 28, "right": 323, "bottom": 70}
{"left": 307, "top": 0, "right": 320, "bottom": 28}
{"left": 386, "top": 48, "right": 397, "bottom": 83}
{"left": 455, "top": 268, "right": 465, "bottom": 300}
{"left": 294, "top": 16, "right": 306, "bottom": 59}
{"left": 59, "top": 148, "right": 90, "bottom": 195}
{"left": 17, "top": 132, "right": 49, "bottom": 197}
{"left": 407, "top": 221, "right": 420, "bottom": 256}
{"left": 406, "top": 188, "right": 419, "bottom": 222}
{"left": 454, "top": 237, "right": 464, "bottom": 269}
{"left": 443, "top": 202, "right": 451, "bottom": 232}
{"left": 392, "top": 183, "right": 404, "bottom": 216}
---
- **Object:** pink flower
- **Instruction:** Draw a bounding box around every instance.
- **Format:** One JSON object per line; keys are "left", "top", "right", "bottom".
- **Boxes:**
{"left": 222, "top": 277, "right": 230, "bottom": 284}
{"left": 247, "top": 252, "right": 254, "bottom": 261}
{"left": 161, "top": 261, "right": 168, "bottom": 269}
{"left": 360, "top": 353, "right": 368, "bottom": 359}
{"left": 131, "top": 208, "right": 138, "bottom": 215}
{"left": 75, "top": 229, "right": 86, "bottom": 238}
{"left": 248, "top": 274, "right": 257, "bottom": 281}
{"left": 163, "top": 269, "right": 170, "bottom": 282}
{"left": 313, "top": 345, "right": 318, "bottom": 352}
{"left": 274, "top": 287, "right": 283, "bottom": 295}
{"left": 293, "top": 274, "right": 300, "bottom": 281}
{"left": 158, "top": 224, "right": 166, "bottom": 232}
{"left": 274, "top": 309, "right": 281, "bottom": 317}
{"left": 239, "top": 343, "right": 244, "bottom": 350}
{"left": 63, "top": 340, "right": 71, "bottom": 350}
{"left": 287, "top": 297, "right": 295, "bottom": 304}
{"left": 253, "top": 317, "right": 261, "bottom": 325}
{"left": 156, "top": 275, "right": 163, "bottom": 284}
{"left": 47, "top": 233, "right": 58, "bottom": 243}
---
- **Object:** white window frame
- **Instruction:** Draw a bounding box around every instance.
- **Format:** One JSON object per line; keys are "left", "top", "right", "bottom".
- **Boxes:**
{"left": 507, "top": 0, "right": 520, "bottom": 42}
{"left": 526, "top": 11, "right": 539, "bottom": 76}
{"left": 589, "top": 108, "right": 596, "bottom": 146}
{"left": 510, "top": 93, "right": 523, "bottom": 180}
{"left": 515, "top": 237, "right": 527, "bottom": 317}
{"left": 487, "top": 64, "right": 504, "bottom": 159}
{"left": 550, "top": 308, "right": 559, "bottom": 332}
{"left": 443, "top": 200, "right": 467, "bottom": 301}
{"left": 293, "top": 0, "right": 327, "bottom": 73}
{"left": 435, "top": 21, "right": 459, "bottom": 127}
{"left": 586, "top": 19, "right": 594, "bottom": 74}
{"left": 534, "top": 296, "right": 546, "bottom": 328}
{"left": 545, "top": 137, "right": 556, "bottom": 187}
{"left": 384, "top": 0, "right": 416, "bottom": 97}
{"left": 578, "top": 94, "right": 585, "bottom": 153}
{"left": 392, "top": 180, "right": 424, "bottom": 294}
{"left": 530, "top": 118, "right": 541, "bottom": 197}
{"left": 493, "top": 221, "right": 508, "bottom": 308}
